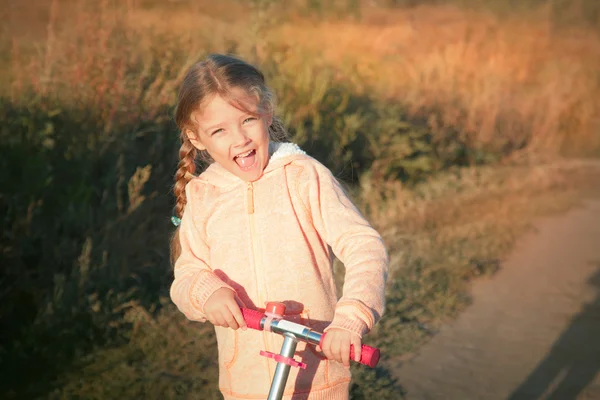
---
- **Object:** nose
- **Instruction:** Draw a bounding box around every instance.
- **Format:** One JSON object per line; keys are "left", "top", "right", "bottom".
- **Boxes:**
{"left": 232, "top": 126, "right": 251, "bottom": 148}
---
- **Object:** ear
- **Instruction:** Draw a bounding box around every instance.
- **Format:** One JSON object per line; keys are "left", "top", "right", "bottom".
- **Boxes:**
{"left": 185, "top": 129, "right": 206, "bottom": 151}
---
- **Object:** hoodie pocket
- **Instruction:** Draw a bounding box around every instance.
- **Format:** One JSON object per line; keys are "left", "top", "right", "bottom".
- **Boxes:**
{"left": 217, "top": 327, "right": 237, "bottom": 368}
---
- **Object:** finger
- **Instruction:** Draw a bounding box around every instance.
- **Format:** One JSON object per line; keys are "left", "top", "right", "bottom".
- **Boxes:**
{"left": 331, "top": 336, "right": 343, "bottom": 364}
{"left": 342, "top": 343, "right": 351, "bottom": 365}
{"left": 206, "top": 312, "right": 219, "bottom": 327}
{"left": 228, "top": 302, "right": 247, "bottom": 330}
{"left": 223, "top": 310, "right": 239, "bottom": 330}
{"left": 321, "top": 335, "right": 333, "bottom": 360}
{"left": 221, "top": 309, "right": 237, "bottom": 328}
{"left": 213, "top": 313, "right": 227, "bottom": 328}
{"left": 352, "top": 336, "right": 362, "bottom": 363}
{"left": 340, "top": 339, "right": 351, "bottom": 367}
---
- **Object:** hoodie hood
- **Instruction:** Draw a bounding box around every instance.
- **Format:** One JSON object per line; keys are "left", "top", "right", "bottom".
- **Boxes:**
{"left": 195, "top": 142, "right": 308, "bottom": 188}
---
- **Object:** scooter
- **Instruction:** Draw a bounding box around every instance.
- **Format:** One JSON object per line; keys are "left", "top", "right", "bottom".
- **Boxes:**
{"left": 241, "top": 302, "right": 381, "bottom": 400}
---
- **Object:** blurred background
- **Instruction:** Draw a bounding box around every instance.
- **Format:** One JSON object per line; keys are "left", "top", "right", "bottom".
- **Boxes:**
{"left": 1, "top": 0, "right": 599, "bottom": 399}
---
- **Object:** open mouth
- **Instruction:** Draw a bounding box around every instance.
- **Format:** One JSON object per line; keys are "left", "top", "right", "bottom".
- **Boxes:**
{"left": 234, "top": 149, "right": 257, "bottom": 170}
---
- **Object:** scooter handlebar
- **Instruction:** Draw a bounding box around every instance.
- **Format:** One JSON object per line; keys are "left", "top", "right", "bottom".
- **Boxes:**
{"left": 240, "top": 307, "right": 380, "bottom": 368}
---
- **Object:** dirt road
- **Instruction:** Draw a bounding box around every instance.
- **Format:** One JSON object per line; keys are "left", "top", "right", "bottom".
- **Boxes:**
{"left": 390, "top": 194, "right": 600, "bottom": 400}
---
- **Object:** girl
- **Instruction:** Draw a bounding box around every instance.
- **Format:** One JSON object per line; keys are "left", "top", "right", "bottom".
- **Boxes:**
{"left": 169, "top": 54, "right": 388, "bottom": 400}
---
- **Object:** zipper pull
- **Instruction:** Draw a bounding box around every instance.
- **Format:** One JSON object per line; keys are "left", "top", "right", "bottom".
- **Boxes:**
{"left": 247, "top": 182, "right": 254, "bottom": 214}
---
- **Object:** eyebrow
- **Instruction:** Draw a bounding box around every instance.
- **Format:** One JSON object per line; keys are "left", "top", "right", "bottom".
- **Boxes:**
{"left": 194, "top": 113, "right": 223, "bottom": 134}
{"left": 203, "top": 123, "right": 224, "bottom": 133}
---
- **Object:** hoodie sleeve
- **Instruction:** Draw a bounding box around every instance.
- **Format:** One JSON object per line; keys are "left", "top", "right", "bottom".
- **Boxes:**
{"left": 297, "top": 160, "right": 389, "bottom": 338}
{"left": 170, "top": 181, "right": 235, "bottom": 322}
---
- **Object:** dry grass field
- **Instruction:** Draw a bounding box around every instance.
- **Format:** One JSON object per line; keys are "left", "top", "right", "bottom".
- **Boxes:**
{"left": 1, "top": 0, "right": 599, "bottom": 398}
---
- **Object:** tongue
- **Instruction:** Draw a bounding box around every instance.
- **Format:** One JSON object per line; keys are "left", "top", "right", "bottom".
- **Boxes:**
{"left": 235, "top": 152, "right": 256, "bottom": 168}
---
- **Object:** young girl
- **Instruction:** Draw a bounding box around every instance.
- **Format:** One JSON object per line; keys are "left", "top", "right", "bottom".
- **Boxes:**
{"left": 169, "top": 54, "right": 388, "bottom": 400}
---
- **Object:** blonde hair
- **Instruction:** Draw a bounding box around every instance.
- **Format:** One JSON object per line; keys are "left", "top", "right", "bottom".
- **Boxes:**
{"left": 170, "top": 54, "right": 288, "bottom": 264}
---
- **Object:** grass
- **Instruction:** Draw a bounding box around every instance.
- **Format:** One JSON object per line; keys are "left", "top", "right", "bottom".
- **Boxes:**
{"left": 1, "top": 0, "right": 599, "bottom": 399}
{"left": 271, "top": 4, "right": 600, "bottom": 157}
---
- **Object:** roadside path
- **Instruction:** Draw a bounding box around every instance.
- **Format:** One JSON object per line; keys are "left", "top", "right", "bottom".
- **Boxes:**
{"left": 390, "top": 190, "right": 600, "bottom": 399}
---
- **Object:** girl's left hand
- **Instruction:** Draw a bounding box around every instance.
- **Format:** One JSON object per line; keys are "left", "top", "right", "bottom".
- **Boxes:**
{"left": 317, "top": 328, "right": 362, "bottom": 367}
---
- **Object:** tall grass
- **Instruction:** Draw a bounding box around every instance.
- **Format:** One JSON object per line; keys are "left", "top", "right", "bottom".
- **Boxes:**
{"left": 273, "top": 3, "right": 600, "bottom": 158}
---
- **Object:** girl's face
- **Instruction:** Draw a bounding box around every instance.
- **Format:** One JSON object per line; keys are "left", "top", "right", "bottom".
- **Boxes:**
{"left": 186, "top": 90, "right": 272, "bottom": 182}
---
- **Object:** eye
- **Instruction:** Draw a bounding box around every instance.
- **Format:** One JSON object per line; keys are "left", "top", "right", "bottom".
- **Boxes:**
{"left": 211, "top": 128, "right": 224, "bottom": 136}
{"left": 243, "top": 117, "right": 257, "bottom": 124}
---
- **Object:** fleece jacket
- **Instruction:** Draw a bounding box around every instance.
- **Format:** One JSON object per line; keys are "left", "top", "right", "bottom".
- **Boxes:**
{"left": 170, "top": 142, "right": 389, "bottom": 399}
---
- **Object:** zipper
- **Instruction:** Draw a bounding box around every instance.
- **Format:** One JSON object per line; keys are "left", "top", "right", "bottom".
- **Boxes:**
{"left": 245, "top": 182, "right": 272, "bottom": 378}
{"left": 247, "top": 182, "right": 254, "bottom": 214}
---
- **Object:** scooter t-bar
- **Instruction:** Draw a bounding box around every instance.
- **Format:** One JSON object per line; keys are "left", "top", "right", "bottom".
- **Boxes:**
{"left": 241, "top": 302, "right": 381, "bottom": 400}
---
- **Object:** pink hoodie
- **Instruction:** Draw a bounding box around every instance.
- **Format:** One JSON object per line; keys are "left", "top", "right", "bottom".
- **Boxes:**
{"left": 170, "top": 142, "right": 389, "bottom": 400}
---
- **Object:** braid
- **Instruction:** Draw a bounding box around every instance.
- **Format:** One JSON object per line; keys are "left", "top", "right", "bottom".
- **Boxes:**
{"left": 269, "top": 116, "right": 290, "bottom": 143}
{"left": 170, "top": 136, "right": 197, "bottom": 266}
{"left": 174, "top": 136, "right": 198, "bottom": 218}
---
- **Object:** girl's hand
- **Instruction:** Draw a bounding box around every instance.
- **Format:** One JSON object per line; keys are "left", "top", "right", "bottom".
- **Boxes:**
{"left": 317, "top": 328, "right": 362, "bottom": 367}
{"left": 203, "top": 288, "right": 247, "bottom": 330}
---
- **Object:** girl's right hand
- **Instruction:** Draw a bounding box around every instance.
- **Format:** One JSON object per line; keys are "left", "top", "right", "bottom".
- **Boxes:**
{"left": 203, "top": 288, "right": 247, "bottom": 330}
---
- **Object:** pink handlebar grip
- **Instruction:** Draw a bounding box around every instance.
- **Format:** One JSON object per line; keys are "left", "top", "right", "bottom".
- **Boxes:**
{"left": 319, "top": 333, "right": 381, "bottom": 368}
{"left": 240, "top": 307, "right": 381, "bottom": 368}
{"left": 241, "top": 308, "right": 264, "bottom": 331}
